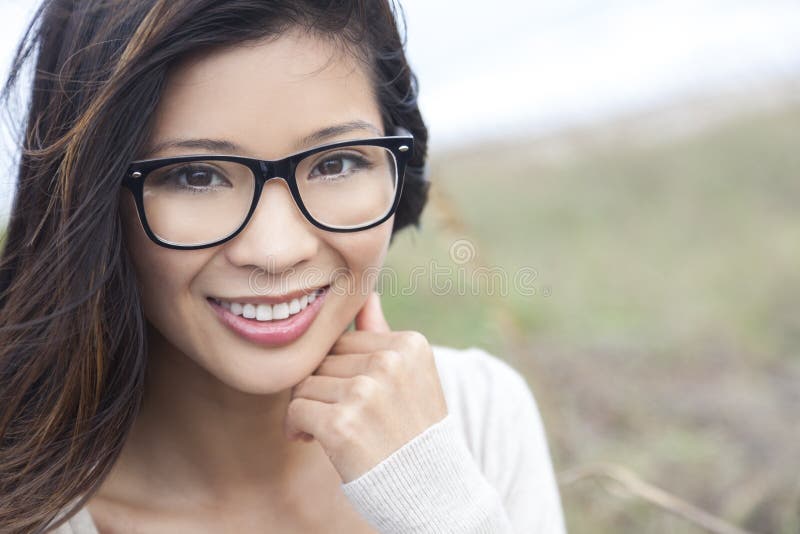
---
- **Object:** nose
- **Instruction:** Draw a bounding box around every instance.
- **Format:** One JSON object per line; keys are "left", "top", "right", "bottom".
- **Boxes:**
{"left": 222, "top": 178, "right": 319, "bottom": 274}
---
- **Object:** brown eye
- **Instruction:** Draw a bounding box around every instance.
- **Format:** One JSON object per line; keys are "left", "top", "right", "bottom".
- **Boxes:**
{"left": 318, "top": 158, "right": 344, "bottom": 175}
{"left": 185, "top": 169, "right": 214, "bottom": 187}
{"left": 151, "top": 164, "right": 233, "bottom": 193}
{"left": 306, "top": 152, "right": 372, "bottom": 183}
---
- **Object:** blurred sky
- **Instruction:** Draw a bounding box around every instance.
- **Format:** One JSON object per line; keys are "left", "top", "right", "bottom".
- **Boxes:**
{"left": 1, "top": 0, "right": 800, "bottom": 220}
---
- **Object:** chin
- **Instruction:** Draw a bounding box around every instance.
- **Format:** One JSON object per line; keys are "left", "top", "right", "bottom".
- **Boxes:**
{"left": 198, "top": 342, "right": 324, "bottom": 397}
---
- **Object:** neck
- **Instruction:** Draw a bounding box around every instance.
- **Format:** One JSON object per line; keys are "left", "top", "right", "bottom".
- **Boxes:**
{"left": 106, "top": 323, "right": 325, "bottom": 506}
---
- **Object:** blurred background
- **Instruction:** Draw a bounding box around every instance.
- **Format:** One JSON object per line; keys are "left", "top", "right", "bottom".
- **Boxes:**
{"left": 2, "top": 1, "right": 799, "bottom": 532}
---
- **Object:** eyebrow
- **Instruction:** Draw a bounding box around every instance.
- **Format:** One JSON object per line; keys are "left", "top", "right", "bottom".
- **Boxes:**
{"left": 296, "top": 120, "right": 383, "bottom": 148}
{"left": 141, "top": 120, "right": 384, "bottom": 159}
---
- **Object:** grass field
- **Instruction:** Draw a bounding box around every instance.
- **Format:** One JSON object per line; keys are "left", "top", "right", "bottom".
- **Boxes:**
{"left": 383, "top": 100, "right": 800, "bottom": 533}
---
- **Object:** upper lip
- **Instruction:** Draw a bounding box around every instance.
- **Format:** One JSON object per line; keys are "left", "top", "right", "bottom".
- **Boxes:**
{"left": 210, "top": 285, "right": 329, "bottom": 306}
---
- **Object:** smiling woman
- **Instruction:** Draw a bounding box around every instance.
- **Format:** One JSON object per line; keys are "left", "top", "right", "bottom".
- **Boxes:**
{"left": 0, "top": 1, "right": 564, "bottom": 533}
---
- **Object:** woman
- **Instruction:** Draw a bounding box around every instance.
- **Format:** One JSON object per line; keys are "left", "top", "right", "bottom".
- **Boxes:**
{"left": 0, "top": 1, "right": 566, "bottom": 532}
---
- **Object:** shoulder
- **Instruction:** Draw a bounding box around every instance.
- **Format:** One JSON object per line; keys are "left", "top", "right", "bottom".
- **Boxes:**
{"left": 47, "top": 506, "right": 97, "bottom": 534}
{"left": 430, "top": 343, "right": 537, "bottom": 426}
{"left": 429, "top": 343, "right": 545, "bottom": 452}
{"left": 429, "top": 344, "right": 565, "bottom": 532}
{"left": 429, "top": 344, "right": 554, "bottom": 488}
{"left": 430, "top": 343, "right": 529, "bottom": 392}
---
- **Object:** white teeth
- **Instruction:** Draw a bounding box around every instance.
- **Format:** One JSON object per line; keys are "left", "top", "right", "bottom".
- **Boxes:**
{"left": 256, "top": 303, "right": 272, "bottom": 321}
{"left": 214, "top": 286, "right": 325, "bottom": 322}
{"left": 273, "top": 302, "right": 290, "bottom": 320}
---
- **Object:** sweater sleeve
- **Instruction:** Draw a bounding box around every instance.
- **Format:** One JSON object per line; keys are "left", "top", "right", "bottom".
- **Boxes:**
{"left": 340, "top": 412, "right": 514, "bottom": 533}
{"left": 339, "top": 346, "right": 566, "bottom": 534}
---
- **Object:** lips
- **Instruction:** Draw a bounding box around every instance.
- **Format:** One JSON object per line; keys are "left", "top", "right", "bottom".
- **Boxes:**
{"left": 208, "top": 285, "right": 329, "bottom": 346}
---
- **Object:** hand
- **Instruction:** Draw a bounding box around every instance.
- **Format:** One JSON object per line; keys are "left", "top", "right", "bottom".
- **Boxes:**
{"left": 283, "top": 291, "right": 449, "bottom": 483}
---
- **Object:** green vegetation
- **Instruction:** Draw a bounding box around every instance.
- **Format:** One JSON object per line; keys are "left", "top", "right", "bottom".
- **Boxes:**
{"left": 384, "top": 102, "right": 800, "bottom": 533}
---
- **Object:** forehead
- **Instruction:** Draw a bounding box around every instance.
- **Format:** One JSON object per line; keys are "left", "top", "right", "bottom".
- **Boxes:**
{"left": 146, "top": 30, "right": 382, "bottom": 159}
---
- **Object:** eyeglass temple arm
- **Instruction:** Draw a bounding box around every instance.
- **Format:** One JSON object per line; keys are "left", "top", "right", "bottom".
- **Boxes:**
{"left": 393, "top": 126, "right": 413, "bottom": 137}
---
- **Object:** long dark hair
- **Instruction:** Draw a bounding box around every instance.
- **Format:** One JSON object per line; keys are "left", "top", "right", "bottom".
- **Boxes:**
{"left": 0, "top": 1, "right": 429, "bottom": 531}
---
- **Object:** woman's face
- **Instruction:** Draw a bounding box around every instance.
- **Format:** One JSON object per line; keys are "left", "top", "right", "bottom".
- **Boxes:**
{"left": 120, "top": 30, "right": 393, "bottom": 394}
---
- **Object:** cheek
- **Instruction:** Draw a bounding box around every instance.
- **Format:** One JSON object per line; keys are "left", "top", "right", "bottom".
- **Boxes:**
{"left": 333, "top": 221, "right": 392, "bottom": 270}
{"left": 325, "top": 219, "right": 393, "bottom": 299}
{"left": 119, "top": 192, "right": 204, "bottom": 318}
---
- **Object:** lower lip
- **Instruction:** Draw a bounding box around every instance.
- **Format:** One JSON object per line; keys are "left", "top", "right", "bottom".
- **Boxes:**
{"left": 208, "top": 286, "right": 329, "bottom": 347}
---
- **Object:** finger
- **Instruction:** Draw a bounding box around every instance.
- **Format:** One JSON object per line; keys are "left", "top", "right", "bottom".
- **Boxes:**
{"left": 313, "top": 353, "right": 373, "bottom": 377}
{"left": 317, "top": 350, "right": 406, "bottom": 383}
{"left": 283, "top": 396, "right": 337, "bottom": 442}
{"left": 284, "top": 397, "right": 354, "bottom": 442}
{"left": 291, "top": 375, "right": 347, "bottom": 403}
{"left": 329, "top": 328, "right": 431, "bottom": 356}
{"left": 355, "top": 291, "right": 391, "bottom": 333}
{"left": 329, "top": 330, "right": 397, "bottom": 355}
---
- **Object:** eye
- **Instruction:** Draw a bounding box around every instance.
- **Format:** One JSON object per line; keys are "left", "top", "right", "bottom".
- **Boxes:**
{"left": 307, "top": 152, "right": 371, "bottom": 182}
{"left": 156, "top": 164, "right": 233, "bottom": 192}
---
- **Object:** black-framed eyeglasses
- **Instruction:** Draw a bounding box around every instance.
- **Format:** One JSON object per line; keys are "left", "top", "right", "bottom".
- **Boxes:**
{"left": 121, "top": 132, "right": 413, "bottom": 250}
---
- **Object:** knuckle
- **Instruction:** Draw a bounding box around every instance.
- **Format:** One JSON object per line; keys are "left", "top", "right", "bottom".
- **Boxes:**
{"left": 370, "top": 350, "right": 401, "bottom": 374}
{"left": 328, "top": 408, "right": 356, "bottom": 444}
{"left": 348, "top": 375, "right": 375, "bottom": 402}
{"left": 286, "top": 397, "right": 302, "bottom": 417}
{"left": 400, "top": 330, "right": 427, "bottom": 350}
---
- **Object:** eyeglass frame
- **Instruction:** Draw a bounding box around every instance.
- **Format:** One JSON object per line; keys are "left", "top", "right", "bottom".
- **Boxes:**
{"left": 122, "top": 131, "right": 414, "bottom": 250}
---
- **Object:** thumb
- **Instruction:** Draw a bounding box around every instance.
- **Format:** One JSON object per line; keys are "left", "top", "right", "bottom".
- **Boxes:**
{"left": 355, "top": 291, "right": 391, "bottom": 332}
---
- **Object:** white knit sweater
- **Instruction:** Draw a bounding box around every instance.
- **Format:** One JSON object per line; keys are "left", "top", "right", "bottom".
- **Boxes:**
{"left": 51, "top": 344, "right": 566, "bottom": 533}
